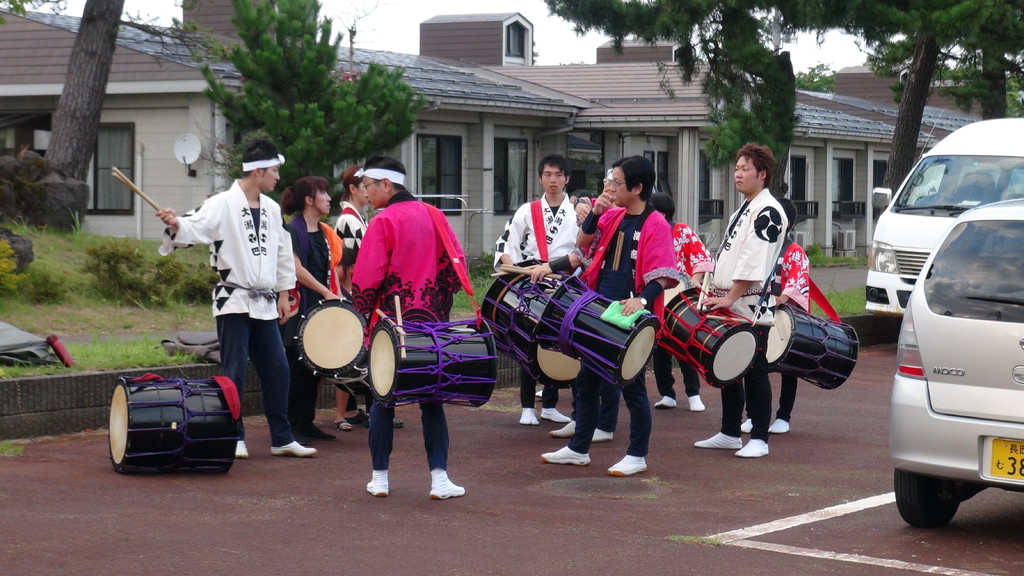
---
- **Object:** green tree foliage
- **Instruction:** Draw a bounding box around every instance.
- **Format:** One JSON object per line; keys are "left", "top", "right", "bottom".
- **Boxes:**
{"left": 795, "top": 63, "right": 836, "bottom": 92}
{"left": 202, "top": 0, "right": 423, "bottom": 190}
{"left": 546, "top": 1, "right": 809, "bottom": 194}
{"left": 838, "top": 1, "right": 976, "bottom": 189}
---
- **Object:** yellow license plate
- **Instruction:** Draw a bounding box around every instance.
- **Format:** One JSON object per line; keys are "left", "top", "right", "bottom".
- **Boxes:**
{"left": 989, "top": 438, "right": 1024, "bottom": 480}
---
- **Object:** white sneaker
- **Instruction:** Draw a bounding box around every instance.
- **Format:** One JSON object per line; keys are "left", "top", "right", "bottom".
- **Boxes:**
{"left": 549, "top": 420, "right": 575, "bottom": 438}
{"left": 591, "top": 429, "right": 614, "bottom": 443}
{"left": 694, "top": 432, "right": 742, "bottom": 450}
{"left": 234, "top": 440, "right": 249, "bottom": 460}
{"left": 540, "top": 408, "right": 571, "bottom": 423}
{"left": 367, "top": 470, "right": 389, "bottom": 497}
{"left": 740, "top": 419, "right": 753, "bottom": 434}
{"left": 430, "top": 479, "right": 466, "bottom": 500}
{"left": 270, "top": 441, "right": 317, "bottom": 457}
{"left": 769, "top": 419, "right": 790, "bottom": 434}
{"left": 687, "top": 395, "right": 705, "bottom": 412}
{"left": 736, "top": 439, "right": 769, "bottom": 458}
{"left": 654, "top": 396, "right": 677, "bottom": 409}
{"left": 608, "top": 455, "right": 647, "bottom": 476}
{"left": 519, "top": 408, "right": 539, "bottom": 426}
{"left": 540, "top": 446, "right": 590, "bottom": 466}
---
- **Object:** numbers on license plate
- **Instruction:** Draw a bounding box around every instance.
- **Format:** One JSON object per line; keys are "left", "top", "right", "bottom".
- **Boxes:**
{"left": 990, "top": 439, "right": 1024, "bottom": 479}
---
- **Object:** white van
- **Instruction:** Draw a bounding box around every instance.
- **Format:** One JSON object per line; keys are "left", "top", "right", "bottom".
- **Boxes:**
{"left": 866, "top": 118, "right": 1024, "bottom": 316}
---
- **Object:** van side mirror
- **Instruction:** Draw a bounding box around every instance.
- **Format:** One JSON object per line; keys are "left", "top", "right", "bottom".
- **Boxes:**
{"left": 872, "top": 187, "right": 892, "bottom": 209}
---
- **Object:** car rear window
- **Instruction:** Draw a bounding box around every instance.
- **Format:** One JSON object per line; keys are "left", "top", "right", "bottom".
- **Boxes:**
{"left": 924, "top": 220, "right": 1024, "bottom": 322}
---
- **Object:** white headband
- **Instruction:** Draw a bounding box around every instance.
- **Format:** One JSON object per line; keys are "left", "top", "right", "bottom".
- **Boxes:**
{"left": 242, "top": 154, "right": 286, "bottom": 172}
{"left": 356, "top": 167, "right": 405, "bottom": 186}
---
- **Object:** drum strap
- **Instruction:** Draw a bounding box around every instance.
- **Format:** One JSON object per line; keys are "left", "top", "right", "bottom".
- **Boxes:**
{"left": 427, "top": 205, "right": 483, "bottom": 327}
{"left": 530, "top": 201, "right": 549, "bottom": 261}
{"left": 808, "top": 278, "right": 841, "bottom": 322}
{"left": 213, "top": 376, "right": 242, "bottom": 420}
{"left": 558, "top": 290, "right": 601, "bottom": 351}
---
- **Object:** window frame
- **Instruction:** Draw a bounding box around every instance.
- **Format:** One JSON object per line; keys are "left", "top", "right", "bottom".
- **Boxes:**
{"left": 90, "top": 123, "right": 135, "bottom": 215}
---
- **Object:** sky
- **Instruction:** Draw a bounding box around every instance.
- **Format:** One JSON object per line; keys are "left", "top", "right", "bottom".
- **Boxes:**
{"left": 51, "top": 0, "right": 867, "bottom": 72}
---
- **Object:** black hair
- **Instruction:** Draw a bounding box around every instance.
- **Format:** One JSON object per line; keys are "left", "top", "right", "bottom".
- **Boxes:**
{"left": 648, "top": 192, "right": 675, "bottom": 222}
{"left": 241, "top": 137, "right": 281, "bottom": 176}
{"left": 537, "top": 154, "right": 570, "bottom": 177}
{"left": 611, "top": 155, "right": 656, "bottom": 201}
{"left": 280, "top": 176, "right": 329, "bottom": 216}
{"left": 778, "top": 197, "right": 797, "bottom": 233}
{"left": 362, "top": 155, "right": 408, "bottom": 193}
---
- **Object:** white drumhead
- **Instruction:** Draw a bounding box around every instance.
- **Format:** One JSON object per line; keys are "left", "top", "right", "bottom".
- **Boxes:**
{"left": 369, "top": 325, "right": 397, "bottom": 397}
{"left": 108, "top": 385, "right": 128, "bottom": 465}
{"left": 711, "top": 330, "right": 758, "bottom": 382}
{"left": 621, "top": 324, "right": 657, "bottom": 382}
{"left": 765, "top": 307, "right": 794, "bottom": 364}
{"left": 537, "top": 347, "right": 580, "bottom": 381}
{"left": 303, "top": 305, "right": 365, "bottom": 370}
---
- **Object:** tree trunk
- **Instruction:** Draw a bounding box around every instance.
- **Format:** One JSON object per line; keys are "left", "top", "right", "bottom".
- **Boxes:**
{"left": 884, "top": 36, "right": 940, "bottom": 191}
{"left": 45, "top": 0, "right": 126, "bottom": 181}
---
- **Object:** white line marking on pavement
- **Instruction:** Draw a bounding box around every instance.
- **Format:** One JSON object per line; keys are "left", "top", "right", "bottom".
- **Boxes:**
{"left": 728, "top": 540, "right": 997, "bottom": 576}
{"left": 709, "top": 492, "right": 998, "bottom": 576}
{"left": 710, "top": 492, "right": 896, "bottom": 543}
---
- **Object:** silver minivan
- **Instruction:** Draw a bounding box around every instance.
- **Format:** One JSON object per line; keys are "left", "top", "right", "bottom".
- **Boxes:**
{"left": 890, "top": 198, "right": 1024, "bottom": 527}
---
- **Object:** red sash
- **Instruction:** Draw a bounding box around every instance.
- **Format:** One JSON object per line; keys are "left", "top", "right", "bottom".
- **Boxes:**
{"left": 579, "top": 209, "right": 627, "bottom": 289}
{"left": 427, "top": 205, "right": 482, "bottom": 327}
{"left": 530, "top": 200, "right": 549, "bottom": 261}
{"left": 808, "top": 277, "right": 841, "bottom": 322}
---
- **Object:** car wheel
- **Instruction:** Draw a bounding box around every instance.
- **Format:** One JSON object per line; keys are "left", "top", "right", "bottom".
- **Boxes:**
{"left": 893, "top": 469, "right": 960, "bottom": 528}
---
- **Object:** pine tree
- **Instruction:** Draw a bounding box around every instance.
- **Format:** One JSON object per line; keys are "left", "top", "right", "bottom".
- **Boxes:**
{"left": 202, "top": 0, "right": 422, "bottom": 190}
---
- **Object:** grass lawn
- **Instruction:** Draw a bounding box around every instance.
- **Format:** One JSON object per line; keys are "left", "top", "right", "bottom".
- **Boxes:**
{"left": 0, "top": 225, "right": 868, "bottom": 378}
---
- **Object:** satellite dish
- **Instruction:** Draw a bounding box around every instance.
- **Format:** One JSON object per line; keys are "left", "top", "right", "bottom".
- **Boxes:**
{"left": 174, "top": 133, "right": 202, "bottom": 165}
{"left": 174, "top": 133, "right": 201, "bottom": 177}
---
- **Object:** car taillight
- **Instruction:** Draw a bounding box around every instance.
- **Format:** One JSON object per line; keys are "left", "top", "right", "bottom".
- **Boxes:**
{"left": 896, "top": 304, "right": 926, "bottom": 379}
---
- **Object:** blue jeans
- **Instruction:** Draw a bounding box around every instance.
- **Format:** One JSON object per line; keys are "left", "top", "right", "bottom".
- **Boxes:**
{"left": 369, "top": 402, "right": 449, "bottom": 471}
{"left": 568, "top": 365, "right": 650, "bottom": 457}
{"left": 217, "top": 313, "right": 295, "bottom": 447}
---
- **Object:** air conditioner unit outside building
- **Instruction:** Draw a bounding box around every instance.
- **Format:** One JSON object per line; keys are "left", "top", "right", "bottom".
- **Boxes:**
{"left": 791, "top": 231, "right": 809, "bottom": 247}
{"left": 833, "top": 229, "right": 856, "bottom": 253}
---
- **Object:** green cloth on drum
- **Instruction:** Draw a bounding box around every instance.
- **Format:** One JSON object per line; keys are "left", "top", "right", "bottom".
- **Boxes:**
{"left": 600, "top": 301, "right": 644, "bottom": 329}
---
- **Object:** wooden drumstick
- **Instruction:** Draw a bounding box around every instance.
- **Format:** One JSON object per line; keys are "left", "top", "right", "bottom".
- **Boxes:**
{"left": 394, "top": 295, "right": 406, "bottom": 359}
{"left": 499, "top": 263, "right": 561, "bottom": 279}
{"left": 111, "top": 167, "right": 162, "bottom": 211}
{"left": 696, "top": 272, "right": 713, "bottom": 311}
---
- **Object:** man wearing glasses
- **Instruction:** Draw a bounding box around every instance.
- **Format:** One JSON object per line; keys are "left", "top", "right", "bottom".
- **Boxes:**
{"left": 351, "top": 155, "right": 468, "bottom": 499}
{"left": 530, "top": 155, "right": 680, "bottom": 477}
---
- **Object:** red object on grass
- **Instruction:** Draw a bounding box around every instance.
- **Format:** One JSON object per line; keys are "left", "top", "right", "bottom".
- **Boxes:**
{"left": 46, "top": 334, "right": 75, "bottom": 367}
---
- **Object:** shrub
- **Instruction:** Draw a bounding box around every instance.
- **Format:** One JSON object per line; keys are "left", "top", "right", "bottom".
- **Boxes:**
{"left": 84, "top": 239, "right": 217, "bottom": 307}
{"left": 0, "top": 239, "right": 25, "bottom": 295}
{"left": 23, "top": 266, "right": 68, "bottom": 304}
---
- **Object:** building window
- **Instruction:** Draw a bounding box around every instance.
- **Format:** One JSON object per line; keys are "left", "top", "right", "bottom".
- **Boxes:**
{"left": 873, "top": 159, "right": 888, "bottom": 188}
{"left": 566, "top": 130, "right": 604, "bottom": 195}
{"left": 506, "top": 22, "right": 526, "bottom": 58}
{"left": 790, "top": 155, "right": 807, "bottom": 201}
{"left": 418, "top": 135, "right": 462, "bottom": 212}
{"left": 657, "top": 151, "right": 671, "bottom": 196}
{"left": 494, "top": 138, "right": 527, "bottom": 214}
{"left": 91, "top": 124, "right": 134, "bottom": 214}
{"left": 698, "top": 151, "right": 711, "bottom": 199}
{"left": 832, "top": 157, "right": 854, "bottom": 202}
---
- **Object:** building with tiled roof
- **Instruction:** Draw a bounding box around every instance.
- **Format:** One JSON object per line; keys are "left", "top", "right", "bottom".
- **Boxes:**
{"left": 0, "top": 4, "right": 979, "bottom": 257}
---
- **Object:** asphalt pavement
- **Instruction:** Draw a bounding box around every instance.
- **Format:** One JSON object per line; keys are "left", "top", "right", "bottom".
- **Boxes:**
{"left": 6, "top": 340, "right": 1024, "bottom": 576}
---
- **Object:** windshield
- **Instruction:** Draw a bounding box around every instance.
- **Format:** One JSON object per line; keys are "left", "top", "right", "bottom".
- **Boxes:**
{"left": 893, "top": 155, "right": 1024, "bottom": 212}
{"left": 924, "top": 220, "right": 1024, "bottom": 322}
